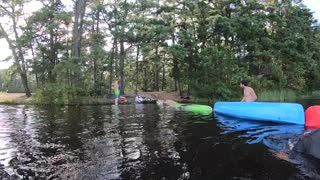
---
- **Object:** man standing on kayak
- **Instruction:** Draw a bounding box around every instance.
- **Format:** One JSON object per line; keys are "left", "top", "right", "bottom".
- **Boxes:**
{"left": 240, "top": 80, "right": 257, "bottom": 102}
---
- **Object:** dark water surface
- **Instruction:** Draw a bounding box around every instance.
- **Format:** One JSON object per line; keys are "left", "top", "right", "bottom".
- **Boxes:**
{"left": 0, "top": 102, "right": 315, "bottom": 179}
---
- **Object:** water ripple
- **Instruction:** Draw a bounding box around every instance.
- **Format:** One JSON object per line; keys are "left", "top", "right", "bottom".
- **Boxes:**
{"left": 0, "top": 104, "right": 304, "bottom": 179}
{"left": 214, "top": 113, "right": 304, "bottom": 146}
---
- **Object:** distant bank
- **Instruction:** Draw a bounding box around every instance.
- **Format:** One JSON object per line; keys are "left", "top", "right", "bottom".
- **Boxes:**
{"left": 0, "top": 91, "right": 182, "bottom": 105}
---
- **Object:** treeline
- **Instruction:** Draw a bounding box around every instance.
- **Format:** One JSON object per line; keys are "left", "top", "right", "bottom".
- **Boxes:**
{"left": 0, "top": 0, "right": 319, "bottom": 101}
{"left": 0, "top": 68, "right": 31, "bottom": 93}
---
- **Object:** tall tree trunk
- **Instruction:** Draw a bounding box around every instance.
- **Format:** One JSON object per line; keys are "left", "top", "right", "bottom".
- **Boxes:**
{"left": 135, "top": 45, "right": 140, "bottom": 94}
{"left": 154, "top": 46, "right": 160, "bottom": 91}
{"left": 171, "top": 33, "right": 181, "bottom": 93}
{"left": 119, "top": 40, "right": 125, "bottom": 94}
{"left": 161, "top": 63, "right": 165, "bottom": 91}
{"left": 173, "top": 59, "right": 179, "bottom": 91}
{"left": 94, "top": 9, "right": 101, "bottom": 95}
{"left": 154, "top": 0, "right": 160, "bottom": 92}
{"left": 30, "top": 41, "right": 39, "bottom": 87}
{"left": 91, "top": 14, "right": 98, "bottom": 94}
{"left": 39, "top": 46, "right": 46, "bottom": 85}
{"left": 115, "top": 42, "right": 119, "bottom": 78}
{"left": 3, "top": 5, "right": 32, "bottom": 96}
{"left": 72, "top": 0, "right": 87, "bottom": 58}
{"left": 66, "top": 25, "right": 71, "bottom": 86}
{"left": 143, "top": 64, "right": 147, "bottom": 92}
{"left": 187, "top": 51, "right": 194, "bottom": 96}
{"left": 109, "top": 39, "right": 116, "bottom": 96}
{"left": 72, "top": 0, "right": 80, "bottom": 58}
{"left": 15, "top": 36, "right": 32, "bottom": 96}
{"left": 93, "top": 58, "right": 98, "bottom": 94}
{"left": 0, "top": 24, "right": 31, "bottom": 97}
{"left": 20, "top": 73, "right": 31, "bottom": 96}
{"left": 48, "top": 28, "right": 56, "bottom": 82}
{"left": 171, "top": 0, "right": 181, "bottom": 94}
{"left": 78, "top": 0, "right": 87, "bottom": 55}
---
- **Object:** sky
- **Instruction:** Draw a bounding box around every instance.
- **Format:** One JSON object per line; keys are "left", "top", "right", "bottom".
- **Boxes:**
{"left": 304, "top": 0, "right": 320, "bottom": 21}
{"left": 0, "top": 0, "right": 42, "bottom": 70}
{"left": 0, "top": 0, "right": 319, "bottom": 70}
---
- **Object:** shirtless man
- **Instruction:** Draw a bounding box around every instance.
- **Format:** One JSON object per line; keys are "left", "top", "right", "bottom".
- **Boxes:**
{"left": 240, "top": 80, "right": 257, "bottom": 102}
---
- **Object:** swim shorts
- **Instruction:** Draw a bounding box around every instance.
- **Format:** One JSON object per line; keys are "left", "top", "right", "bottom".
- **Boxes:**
{"left": 115, "top": 89, "right": 120, "bottom": 98}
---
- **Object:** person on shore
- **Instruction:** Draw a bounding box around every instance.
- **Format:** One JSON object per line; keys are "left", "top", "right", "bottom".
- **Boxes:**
{"left": 135, "top": 95, "right": 144, "bottom": 103}
{"left": 240, "top": 80, "right": 257, "bottom": 102}
{"left": 114, "top": 80, "right": 120, "bottom": 105}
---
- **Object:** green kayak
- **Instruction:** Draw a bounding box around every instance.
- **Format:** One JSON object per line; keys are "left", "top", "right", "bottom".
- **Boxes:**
{"left": 175, "top": 103, "right": 212, "bottom": 115}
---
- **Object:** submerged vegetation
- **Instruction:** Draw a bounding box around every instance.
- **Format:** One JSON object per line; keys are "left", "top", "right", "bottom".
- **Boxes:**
{"left": 0, "top": 0, "right": 319, "bottom": 104}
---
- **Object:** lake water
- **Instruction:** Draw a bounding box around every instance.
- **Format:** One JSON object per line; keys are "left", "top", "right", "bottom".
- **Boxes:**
{"left": 0, "top": 101, "right": 318, "bottom": 179}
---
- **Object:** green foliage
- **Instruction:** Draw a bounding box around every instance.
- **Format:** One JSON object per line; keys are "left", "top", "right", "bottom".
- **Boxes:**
{"left": 2, "top": 0, "right": 320, "bottom": 103}
{"left": 33, "top": 84, "right": 65, "bottom": 105}
{"left": 258, "top": 89, "right": 298, "bottom": 102}
{"left": 33, "top": 83, "right": 88, "bottom": 105}
{"left": 0, "top": 66, "right": 33, "bottom": 93}
{"left": 310, "top": 91, "right": 320, "bottom": 97}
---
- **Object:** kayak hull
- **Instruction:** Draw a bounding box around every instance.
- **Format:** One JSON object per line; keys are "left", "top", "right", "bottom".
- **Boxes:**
{"left": 213, "top": 102, "right": 305, "bottom": 125}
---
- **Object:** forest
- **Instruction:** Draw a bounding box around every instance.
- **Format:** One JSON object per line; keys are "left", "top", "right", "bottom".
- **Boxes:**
{"left": 0, "top": 0, "right": 319, "bottom": 103}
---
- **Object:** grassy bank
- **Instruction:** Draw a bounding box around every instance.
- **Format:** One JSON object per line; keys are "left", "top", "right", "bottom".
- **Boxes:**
{"left": 0, "top": 92, "right": 132, "bottom": 105}
{"left": 188, "top": 89, "right": 301, "bottom": 104}
{"left": 0, "top": 92, "right": 33, "bottom": 105}
{"left": 196, "top": 89, "right": 306, "bottom": 103}
{"left": 56, "top": 97, "right": 131, "bottom": 106}
{"left": 190, "top": 97, "right": 215, "bottom": 105}
{"left": 300, "top": 90, "right": 320, "bottom": 99}
{"left": 258, "top": 89, "right": 298, "bottom": 102}
{"left": 1, "top": 90, "right": 317, "bottom": 106}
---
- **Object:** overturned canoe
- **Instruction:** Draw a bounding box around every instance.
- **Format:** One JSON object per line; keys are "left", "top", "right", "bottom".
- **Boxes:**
{"left": 213, "top": 102, "right": 305, "bottom": 125}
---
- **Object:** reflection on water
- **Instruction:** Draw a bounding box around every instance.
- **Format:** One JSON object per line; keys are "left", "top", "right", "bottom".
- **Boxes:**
{"left": 0, "top": 104, "right": 302, "bottom": 179}
{"left": 214, "top": 100, "right": 320, "bottom": 179}
{"left": 214, "top": 113, "right": 304, "bottom": 144}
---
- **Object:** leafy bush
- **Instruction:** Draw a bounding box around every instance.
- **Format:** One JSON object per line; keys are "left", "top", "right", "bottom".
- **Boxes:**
{"left": 33, "top": 84, "right": 63, "bottom": 105}
{"left": 33, "top": 83, "right": 87, "bottom": 105}
{"left": 190, "top": 79, "right": 239, "bottom": 101}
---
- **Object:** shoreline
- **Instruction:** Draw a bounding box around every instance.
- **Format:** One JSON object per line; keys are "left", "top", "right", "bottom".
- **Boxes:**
{"left": 0, "top": 92, "right": 186, "bottom": 105}
{"left": 1, "top": 92, "right": 316, "bottom": 106}
{"left": 0, "top": 93, "right": 33, "bottom": 105}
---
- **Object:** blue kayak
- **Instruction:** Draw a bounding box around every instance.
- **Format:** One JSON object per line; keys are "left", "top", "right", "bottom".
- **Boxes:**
{"left": 213, "top": 102, "right": 305, "bottom": 125}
